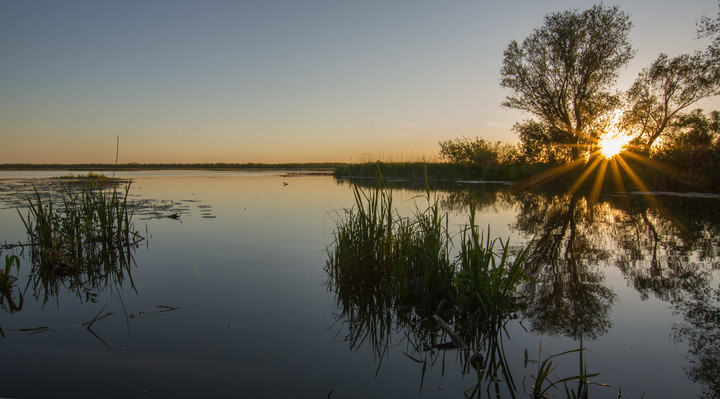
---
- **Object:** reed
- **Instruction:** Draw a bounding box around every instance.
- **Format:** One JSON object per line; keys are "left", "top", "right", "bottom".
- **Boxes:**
{"left": 0, "top": 254, "right": 24, "bottom": 337}
{"left": 326, "top": 181, "right": 456, "bottom": 310}
{"left": 455, "top": 209, "right": 531, "bottom": 328}
{"left": 525, "top": 339, "right": 606, "bottom": 399}
{"left": 18, "top": 183, "right": 143, "bottom": 305}
{"left": 325, "top": 181, "right": 534, "bottom": 396}
{"left": 326, "top": 182, "right": 530, "bottom": 319}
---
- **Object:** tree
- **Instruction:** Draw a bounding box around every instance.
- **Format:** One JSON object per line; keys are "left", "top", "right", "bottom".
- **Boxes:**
{"left": 654, "top": 109, "right": 720, "bottom": 177}
{"left": 438, "top": 137, "right": 517, "bottom": 166}
{"left": 622, "top": 53, "right": 719, "bottom": 153}
{"left": 500, "top": 4, "right": 634, "bottom": 159}
{"left": 513, "top": 120, "right": 573, "bottom": 164}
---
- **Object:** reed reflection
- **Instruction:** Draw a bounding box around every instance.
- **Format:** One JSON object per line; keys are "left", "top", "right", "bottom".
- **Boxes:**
{"left": 325, "top": 183, "right": 533, "bottom": 397}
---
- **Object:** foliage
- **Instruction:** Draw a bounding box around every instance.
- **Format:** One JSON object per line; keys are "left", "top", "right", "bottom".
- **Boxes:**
{"left": 525, "top": 341, "right": 604, "bottom": 399}
{"left": 455, "top": 210, "right": 530, "bottom": 328}
{"left": 652, "top": 110, "right": 720, "bottom": 185}
{"left": 325, "top": 181, "right": 533, "bottom": 319}
{"left": 622, "top": 53, "right": 719, "bottom": 152}
{"left": 438, "top": 137, "right": 518, "bottom": 166}
{"left": 500, "top": 4, "right": 634, "bottom": 159}
{"left": 513, "top": 120, "right": 576, "bottom": 164}
{"left": 326, "top": 182, "right": 455, "bottom": 307}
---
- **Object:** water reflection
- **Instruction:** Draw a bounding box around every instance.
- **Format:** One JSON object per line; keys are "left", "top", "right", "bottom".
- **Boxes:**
{"left": 672, "top": 285, "right": 720, "bottom": 399}
{"left": 325, "top": 270, "right": 520, "bottom": 397}
{"left": 0, "top": 180, "right": 149, "bottom": 340}
{"left": 330, "top": 178, "right": 720, "bottom": 396}
{"left": 512, "top": 191, "right": 616, "bottom": 340}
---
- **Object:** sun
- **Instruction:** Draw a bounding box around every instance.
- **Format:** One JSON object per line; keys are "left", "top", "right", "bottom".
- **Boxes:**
{"left": 598, "top": 134, "right": 630, "bottom": 159}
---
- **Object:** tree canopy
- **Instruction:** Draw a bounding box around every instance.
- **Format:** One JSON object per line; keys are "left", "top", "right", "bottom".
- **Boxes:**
{"left": 500, "top": 4, "right": 634, "bottom": 159}
{"left": 698, "top": 1, "right": 720, "bottom": 71}
{"left": 622, "top": 53, "right": 719, "bottom": 152}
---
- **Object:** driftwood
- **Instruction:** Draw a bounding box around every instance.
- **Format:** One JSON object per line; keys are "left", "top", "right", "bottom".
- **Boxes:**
{"left": 432, "top": 314, "right": 467, "bottom": 349}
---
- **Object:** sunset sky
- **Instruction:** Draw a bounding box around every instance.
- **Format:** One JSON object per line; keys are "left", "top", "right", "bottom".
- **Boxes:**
{"left": 2, "top": 0, "right": 719, "bottom": 164}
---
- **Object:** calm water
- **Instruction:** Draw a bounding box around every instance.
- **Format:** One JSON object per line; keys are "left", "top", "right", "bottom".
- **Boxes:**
{"left": 0, "top": 171, "right": 718, "bottom": 398}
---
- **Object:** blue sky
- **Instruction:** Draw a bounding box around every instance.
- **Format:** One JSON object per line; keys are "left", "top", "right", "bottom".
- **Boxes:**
{"left": 2, "top": 0, "right": 718, "bottom": 163}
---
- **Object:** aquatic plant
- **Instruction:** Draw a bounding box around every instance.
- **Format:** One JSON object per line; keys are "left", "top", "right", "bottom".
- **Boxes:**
{"left": 524, "top": 340, "right": 608, "bottom": 399}
{"left": 325, "top": 182, "right": 534, "bottom": 396}
{"left": 18, "top": 183, "right": 144, "bottom": 305}
{"left": 0, "top": 253, "right": 24, "bottom": 337}
{"left": 455, "top": 210, "right": 530, "bottom": 329}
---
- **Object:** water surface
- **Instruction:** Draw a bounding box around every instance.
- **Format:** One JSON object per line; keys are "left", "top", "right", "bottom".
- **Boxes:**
{"left": 0, "top": 171, "right": 718, "bottom": 398}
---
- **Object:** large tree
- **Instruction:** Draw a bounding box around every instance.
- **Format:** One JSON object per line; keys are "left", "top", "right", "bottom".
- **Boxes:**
{"left": 621, "top": 2, "right": 720, "bottom": 154}
{"left": 500, "top": 4, "right": 634, "bottom": 159}
{"left": 622, "top": 53, "right": 718, "bottom": 153}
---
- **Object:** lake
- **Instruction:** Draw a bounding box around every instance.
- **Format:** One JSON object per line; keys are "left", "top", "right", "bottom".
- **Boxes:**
{"left": 1, "top": 170, "right": 718, "bottom": 398}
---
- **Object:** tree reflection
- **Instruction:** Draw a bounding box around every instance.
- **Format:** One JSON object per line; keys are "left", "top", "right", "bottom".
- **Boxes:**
{"left": 510, "top": 191, "right": 616, "bottom": 340}
{"left": 673, "top": 285, "right": 720, "bottom": 399}
{"left": 456, "top": 185, "right": 720, "bottom": 394}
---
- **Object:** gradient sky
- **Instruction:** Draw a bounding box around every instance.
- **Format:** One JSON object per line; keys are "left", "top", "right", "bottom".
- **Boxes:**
{"left": 2, "top": 0, "right": 719, "bottom": 164}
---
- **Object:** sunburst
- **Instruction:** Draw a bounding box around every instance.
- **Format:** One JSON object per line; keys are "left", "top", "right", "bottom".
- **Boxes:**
{"left": 514, "top": 117, "right": 680, "bottom": 222}
{"left": 598, "top": 134, "right": 631, "bottom": 159}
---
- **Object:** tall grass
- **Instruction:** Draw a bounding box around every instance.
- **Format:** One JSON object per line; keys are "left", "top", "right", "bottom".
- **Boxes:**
{"left": 325, "top": 182, "right": 533, "bottom": 396}
{"left": 18, "top": 183, "right": 144, "bottom": 305}
{"left": 455, "top": 208, "right": 530, "bottom": 328}
{"left": 0, "top": 253, "right": 23, "bottom": 337}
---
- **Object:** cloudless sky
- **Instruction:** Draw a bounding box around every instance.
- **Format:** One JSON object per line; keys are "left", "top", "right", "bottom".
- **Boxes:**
{"left": 2, "top": 0, "right": 718, "bottom": 164}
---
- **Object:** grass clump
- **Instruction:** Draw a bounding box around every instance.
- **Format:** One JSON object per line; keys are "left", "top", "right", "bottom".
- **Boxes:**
{"left": 455, "top": 208, "right": 529, "bottom": 327}
{"left": 325, "top": 181, "right": 533, "bottom": 396}
{"left": 326, "top": 182, "right": 530, "bottom": 324}
{"left": 326, "top": 182, "right": 455, "bottom": 308}
{"left": 0, "top": 253, "right": 24, "bottom": 337}
{"left": 18, "top": 183, "right": 144, "bottom": 304}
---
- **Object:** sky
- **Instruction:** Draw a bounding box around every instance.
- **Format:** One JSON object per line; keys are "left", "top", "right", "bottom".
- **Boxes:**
{"left": 1, "top": 0, "right": 719, "bottom": 164}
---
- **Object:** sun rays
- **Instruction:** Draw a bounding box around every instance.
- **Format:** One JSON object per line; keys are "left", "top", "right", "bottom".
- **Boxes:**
{"left": 514, "top": 129, "right": 677, "bottom": 220}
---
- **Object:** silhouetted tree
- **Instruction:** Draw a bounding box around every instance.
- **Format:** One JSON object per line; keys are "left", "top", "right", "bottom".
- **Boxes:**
{"left": 650, "top": 109, "right": 720, "bottom": 185}
{"left": 513, "top": 120, "right": 574, "bottom": 164}
{"left": 500, "top": 4, "right": 634, "bottom": 160}
{"left": 622, "top": 54, "right": 718, "bottom": 153}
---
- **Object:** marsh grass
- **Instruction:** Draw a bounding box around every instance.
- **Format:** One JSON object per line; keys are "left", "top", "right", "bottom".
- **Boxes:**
{"left": 18, "top": 183, "right": 144, "bottom": 305}
{"left": 53, "top": 172, "right": 132, "bottom": 194}
{"left": 0, "top": 253, "right": 24, "bottom": 337}
{"left": 325, "top": 180, "right": 534, "bottom": 396}
{"left": 333, "top": 161, "right": 543, "bottom": 183}
{"left": 525, "top": 339, "right": 607, "bottom": 399}
{"left": 455, "top": 209, "right": 530, "bottom": 329}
